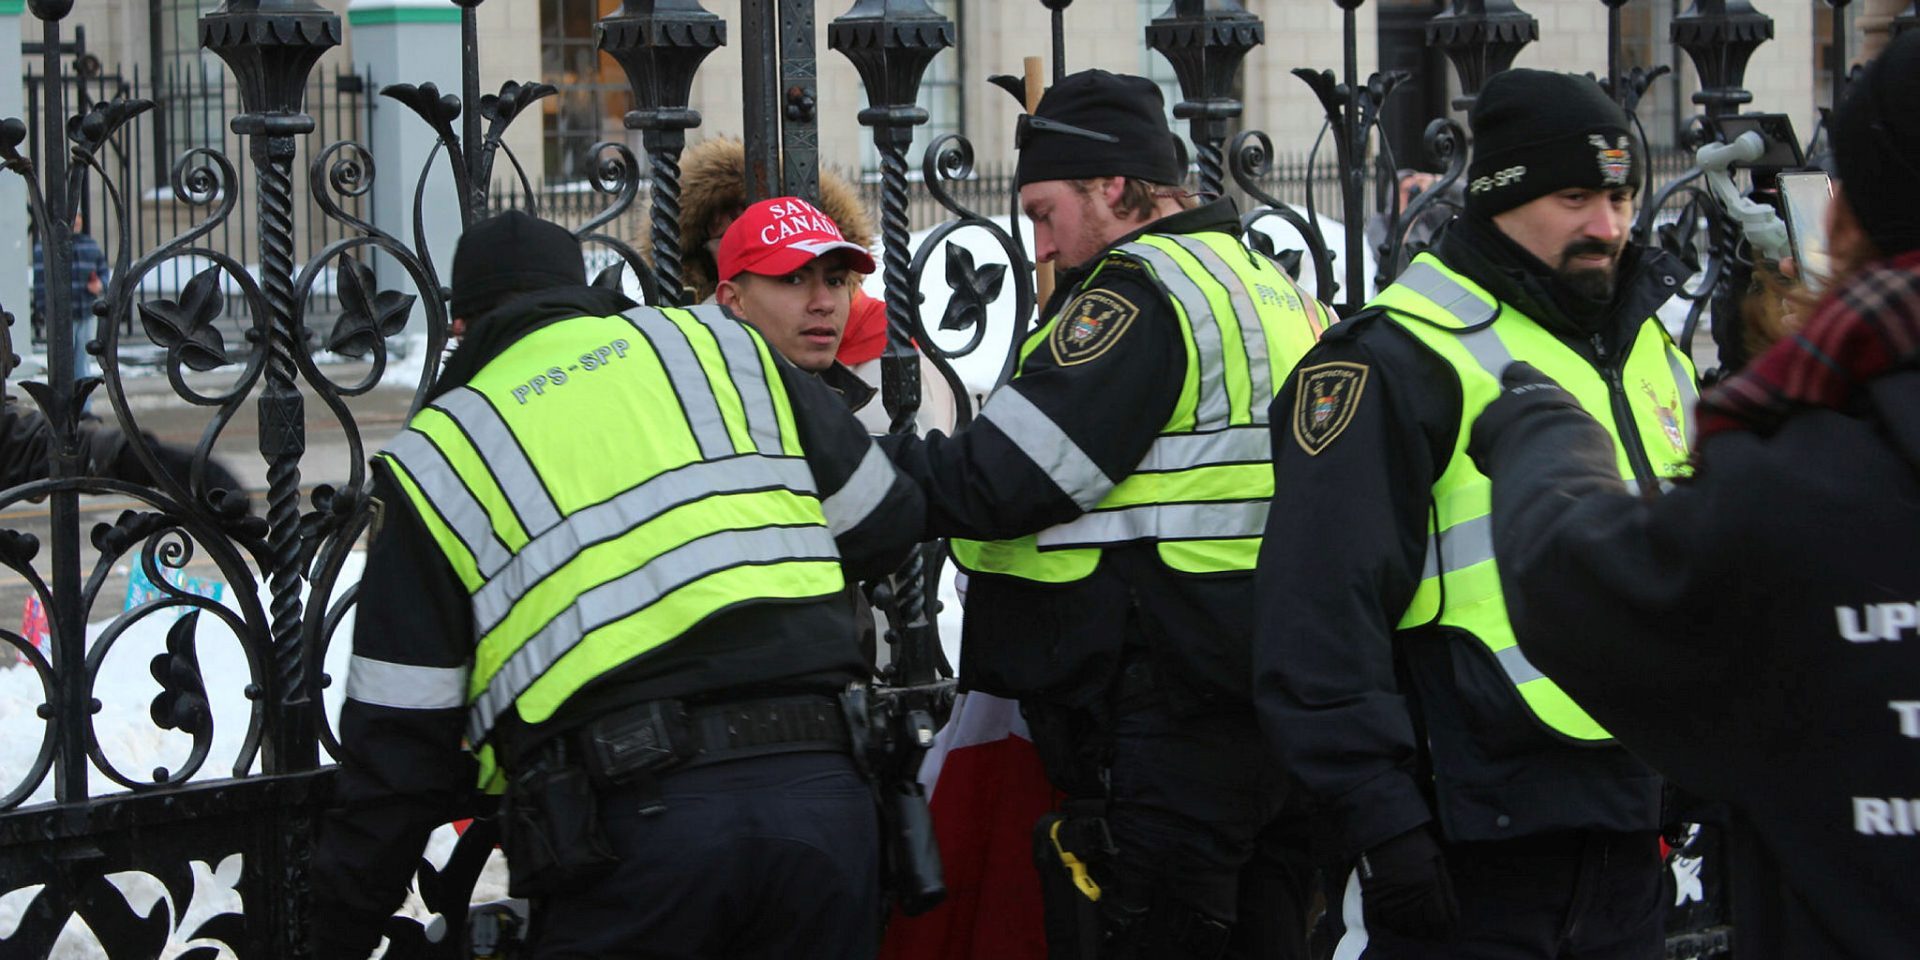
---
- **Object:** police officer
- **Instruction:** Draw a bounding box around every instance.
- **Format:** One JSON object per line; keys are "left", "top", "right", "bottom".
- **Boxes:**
{"left": 1466, "top": 34, "right": 1920, "bottom": 959}
{"left": 311, "top": 211, "right": 925, "bottom": 959}
{"left": 1255, "top": 70, "right": 1692, "bottom": 958}
{"left": 881, "top": 69, "right": 1333, "bottom": 958}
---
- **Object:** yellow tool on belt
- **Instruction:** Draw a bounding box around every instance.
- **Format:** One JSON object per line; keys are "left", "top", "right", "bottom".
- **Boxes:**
{"left": 1050, "top": 819, "right": 1103, "bottom": 901}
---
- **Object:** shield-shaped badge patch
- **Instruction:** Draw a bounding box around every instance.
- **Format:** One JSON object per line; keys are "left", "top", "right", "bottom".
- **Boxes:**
{"left": 1049, "top": 288, "right": 1140, "bottom": 366}
{"left": 1292, "top": 361, "right": 1369, "bottom": 455}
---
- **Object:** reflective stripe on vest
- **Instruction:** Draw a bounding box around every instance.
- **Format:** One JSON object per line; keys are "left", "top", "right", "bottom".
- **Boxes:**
{"left": 1378, "top": 255, "right": 1697, "bottom": 742}
{"left": 381, "top": 308, "right": 843, "bottom": 785}
{"left": 951, "top": 230, "right": 1328, "bottom": 578}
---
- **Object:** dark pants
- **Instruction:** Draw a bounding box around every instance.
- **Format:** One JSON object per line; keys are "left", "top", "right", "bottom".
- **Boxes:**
{"left": 1323, "top": 830, "right": 1667, "bottom": 960}
{"left": 525, "top": 751, "right": 881, "bottom": 959}
{"left": 1026, "top": 674, "right": 1315, "bottom": 960}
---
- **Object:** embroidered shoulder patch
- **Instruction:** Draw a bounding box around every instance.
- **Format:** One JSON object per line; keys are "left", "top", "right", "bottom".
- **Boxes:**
{"left": 1293, "top": 362, "right": 1369, "bottom": 455}
{"left": 1049, "top": 288, "right": 1140, "bottom": 366}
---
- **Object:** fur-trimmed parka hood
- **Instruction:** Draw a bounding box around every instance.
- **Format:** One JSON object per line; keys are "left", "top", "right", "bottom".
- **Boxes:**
{"left": 640, "top": 137, "right": 877, "bottom": 302}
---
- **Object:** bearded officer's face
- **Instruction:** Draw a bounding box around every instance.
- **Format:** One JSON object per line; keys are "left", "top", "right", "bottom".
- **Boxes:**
{"left": 1021, "top": 178, "right": 1129, "bottom": 272}
{"left": 1494, "top": 186, "right": 1636, "bottom": 301}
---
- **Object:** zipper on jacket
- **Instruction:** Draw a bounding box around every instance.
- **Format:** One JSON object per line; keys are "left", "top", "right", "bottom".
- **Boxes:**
{"left": 1590, "top": 332, "right": 1658, "bottom": 495}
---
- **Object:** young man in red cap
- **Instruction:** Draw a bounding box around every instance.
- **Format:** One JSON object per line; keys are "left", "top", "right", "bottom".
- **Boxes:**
{"left": 715, "top": 195, "right": 958, "bottom": 435}
{"left": 714, "top": 196, "right": 877, "bottom": 374}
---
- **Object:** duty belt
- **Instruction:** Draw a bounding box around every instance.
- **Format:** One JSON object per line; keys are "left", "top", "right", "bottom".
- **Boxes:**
{"left": 532, "top": 694, "right": 853, "bottom": 788}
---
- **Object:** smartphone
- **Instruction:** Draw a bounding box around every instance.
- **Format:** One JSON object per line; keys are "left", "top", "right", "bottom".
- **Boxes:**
{"left": 1778, "top": 170, "right": 1834, "bottom": 294}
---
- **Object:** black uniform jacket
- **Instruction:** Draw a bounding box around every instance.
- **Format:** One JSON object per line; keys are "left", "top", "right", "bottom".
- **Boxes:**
{"left": 311, "top": 285, "right": 924, "bottom": 959}
{"left": 881, "top": 200, "right": 1266, "bottom": 713}
{"left": 1473, "top": 340, "right": 1920, "bottom": 959}
{"left": 1255, "top": 215, "right": 1685, "bottom": 859}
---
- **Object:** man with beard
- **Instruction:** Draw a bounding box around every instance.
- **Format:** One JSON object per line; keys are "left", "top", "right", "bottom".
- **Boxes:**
{"left": 881, "top": 69, "right": 1333, "bottom": 959}
{"left": 1254, "top": 69, "right": 1694, "bottom": 958}
{"left": 1466, "top": 33, "right": 1920, "bottom": 958}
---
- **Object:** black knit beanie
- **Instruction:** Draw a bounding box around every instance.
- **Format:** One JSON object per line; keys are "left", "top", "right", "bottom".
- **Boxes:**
{"left": 1466, "top": 69, "right": 1643, "bottom": 219}
{"left": 1831, "top": 31, "right": 1920, "bottom": 256}
{"left": 1015, "top": 69, "right": 1184, "bottom": 188}
{"left": 449, "top": 211, "right": 587, "bottom": 319}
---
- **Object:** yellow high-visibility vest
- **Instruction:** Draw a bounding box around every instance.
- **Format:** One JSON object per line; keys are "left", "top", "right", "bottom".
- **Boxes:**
{"left": 382, "top": 305, "right": 845, "bottom": 788}
{"left": 952, "top": 231, "right": 1332, "bottom": 581}
{"left": 1377, "top": 253, "right": 1698, "bottom": 741}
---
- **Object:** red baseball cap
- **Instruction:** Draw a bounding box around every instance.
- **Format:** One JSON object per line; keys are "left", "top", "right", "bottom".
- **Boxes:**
{"left": 716, "top": 196, "right": 877, "bottom": 283}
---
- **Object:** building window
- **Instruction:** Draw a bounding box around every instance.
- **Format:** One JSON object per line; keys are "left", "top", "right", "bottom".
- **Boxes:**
{"left": 149, "top": 0, "right": 225, "bottom": 173}
{"left": 1615, "top": 0, "right": 1679, "bottom": 149}
{"left": 540, "top": 0, "right": 632, "bottom": 185}
{"left": 1140, "top": 0, "right": 1183, "bottom": 132}
{"left": 1813, "top": 1, "right": 1861, "bottom": 117}
{"left": 863, "top": 0, "right": 964, "bottom": 176}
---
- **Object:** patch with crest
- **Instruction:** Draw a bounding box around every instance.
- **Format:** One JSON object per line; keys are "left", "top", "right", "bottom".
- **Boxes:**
{"left": 1049, "top": 288, "right": 1140, "bottom": 366}
{"left": 1589, "top": 134, "right": 1634, "bottom": 187}
{"left": 1293, "top": 362, "right": 1369, "bottom": 455}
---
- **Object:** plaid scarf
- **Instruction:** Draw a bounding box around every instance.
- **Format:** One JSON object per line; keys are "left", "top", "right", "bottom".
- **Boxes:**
{"left": 1697, "top": 249, "right": 1920, "bottom": 439}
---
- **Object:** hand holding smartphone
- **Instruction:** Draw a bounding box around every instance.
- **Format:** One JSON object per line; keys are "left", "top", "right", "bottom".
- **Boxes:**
{"left": 1778, "top": 171, "right": 1834, "bottom": 293}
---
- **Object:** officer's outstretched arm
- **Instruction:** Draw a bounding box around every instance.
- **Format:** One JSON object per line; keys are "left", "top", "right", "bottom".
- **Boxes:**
{"left": 1469, "top": 364, "right": 1737, "bottom": 751}
{"left": 875, "top": 270, "right": 1184, "bottom": 542}
{"left": 777, "top": 361, "right": 928, "bottom": 581}
{"left": 311, "top": 465, "right": 478, "bottom": 960}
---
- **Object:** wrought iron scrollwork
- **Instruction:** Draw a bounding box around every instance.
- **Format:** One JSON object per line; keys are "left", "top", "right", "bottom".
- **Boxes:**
{"left": 572, "top": 140, "right": 659, "bottom": 303}
{"left": 1230, "top": 129, "right": 1339, "bottom": 304}
{"left": 1378, "top": 118, "right": 1469, "bottom": 287}
{"left": 905, "top": 133, "right": 1038, "bottom": 425}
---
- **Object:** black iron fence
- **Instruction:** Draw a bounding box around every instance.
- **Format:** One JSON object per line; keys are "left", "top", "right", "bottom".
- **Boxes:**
{"left": 0, "top": 0, "right": 1843, "bottom": 954}
{"left": 21, "top": 58, "right": 370, "bottom": 356}
{"left": 861, "top": 148, "right": 1699, "bottom": 235}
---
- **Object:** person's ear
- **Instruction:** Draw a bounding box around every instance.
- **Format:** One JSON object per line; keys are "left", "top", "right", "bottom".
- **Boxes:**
{"left": 1098, "top": 176, "right": 1127, "bottom": 213}
{"left": 715, "top": 278, "right": 744, "bottom": 312}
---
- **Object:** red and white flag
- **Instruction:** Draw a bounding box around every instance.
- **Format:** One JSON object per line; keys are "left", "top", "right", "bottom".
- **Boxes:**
{"left": 878, "top": 690, "right": 1055, "bottom": 960}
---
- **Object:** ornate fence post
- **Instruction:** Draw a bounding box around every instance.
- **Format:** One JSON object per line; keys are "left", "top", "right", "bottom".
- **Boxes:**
{"left": 829, "top": 0, "right": 953, "bottom": 691}
{"left": 1043, "top": 0, "right": 1071, "bottom": 80}
{"left": 19, "top": 0, "right": 90, "bottom": 805}
{"left": 1290, "top": 0, "right": 1408, "bottom": 311}
{"left": 0, "top": 3, "right": 25, "bottom": 322}
{"left": 598, "top": 0, "right": 725, "bottom": 307}
{"left": 199, "top": 0, "right": 340, "bottom": 776}
{"left": 1145, "top": 0, "right": 1264, "bottom": 200}
{"left": 1427, "top": 0, "right": 1539, "bottom": 109}
{"left": 1603, "top": 0, "right": 1631, "bottom": 99}
{"left": 1823, "top": 0, "right": 1853, "bottom": 105}
{"left": 1670, "top": 0, "right": 1773, "bottom": 121}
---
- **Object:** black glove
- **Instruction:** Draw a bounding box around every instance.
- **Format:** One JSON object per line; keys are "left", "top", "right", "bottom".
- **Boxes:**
{"left": 1356, "top": 826, "right": 1459, "bottom": 941}
{"left": 93, "top": 426, "right": 251, "bottom": 514}
{"left": 1466, "top": 361, "right": 1585, "bottom": 475}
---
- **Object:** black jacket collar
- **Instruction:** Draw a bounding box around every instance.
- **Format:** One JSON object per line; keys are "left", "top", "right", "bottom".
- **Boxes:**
{"left": 434, "top": 285, "right": 638, "bottom": 399}
{"left": 1435, "top": 214, "right": 1685, "bottom": 346}
{"left": 817, "top": 361, "right": 877, "bottom": 413}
